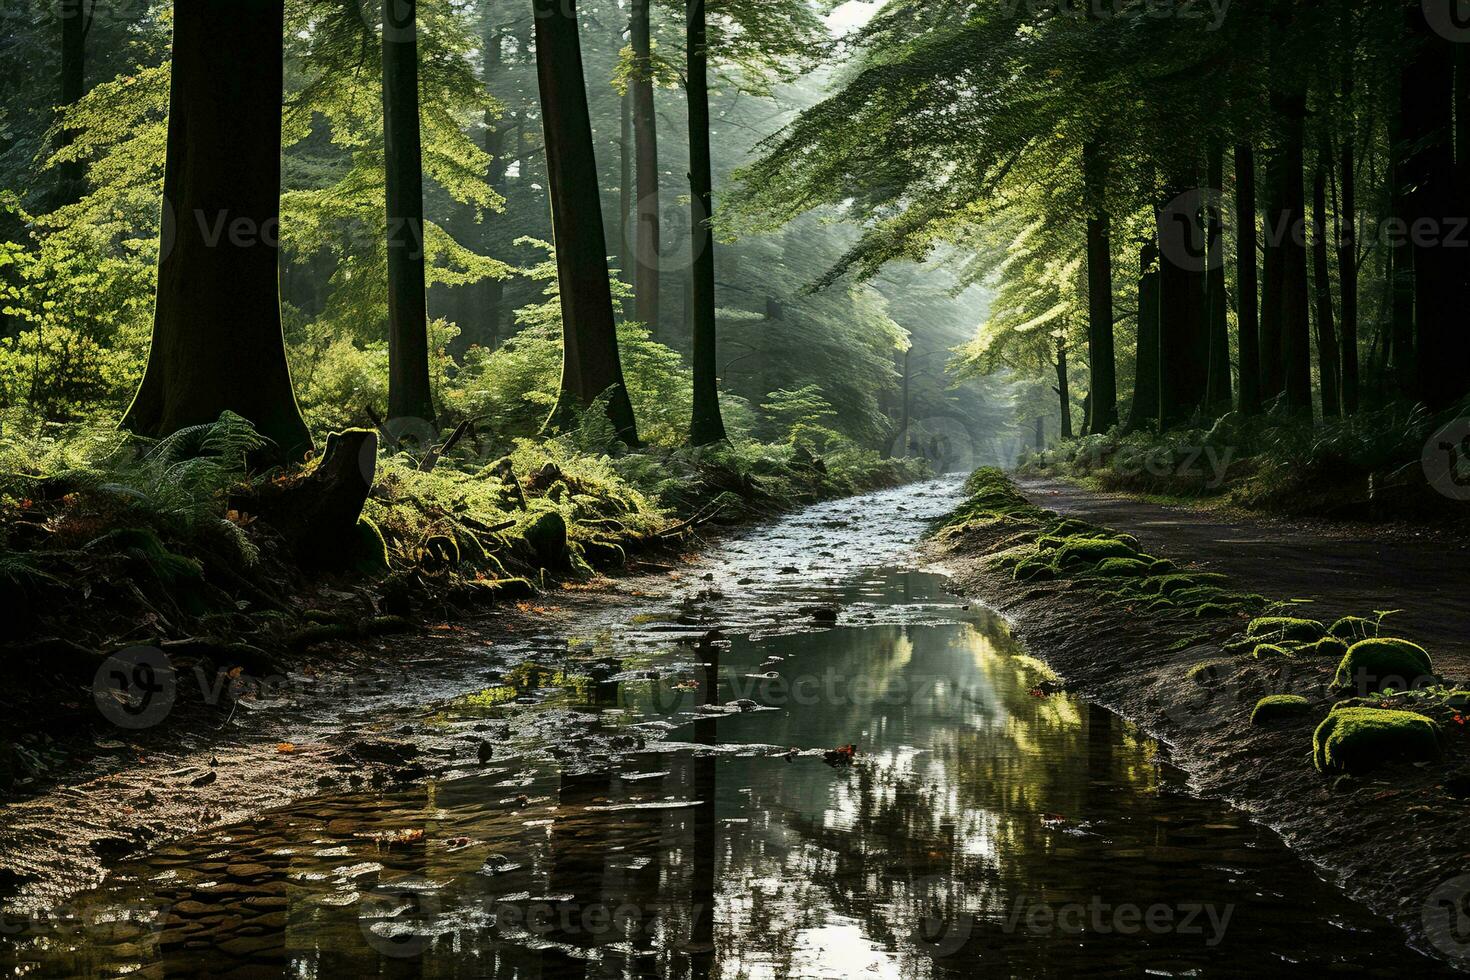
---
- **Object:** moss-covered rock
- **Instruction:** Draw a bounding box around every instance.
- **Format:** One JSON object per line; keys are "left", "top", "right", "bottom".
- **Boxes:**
{"left": 1328, "top": 615, "right": 1380, "bottom": 642}
{"left": 1245, "top": 616, "right": 1326, "bottom": 643}
{"left": 521, "top": 509, "right": 569, "bottom": 568}
{"left": 1148, "top": 558, "right": 1177, "bottom": 575}
{"left": 1251, "top": 694, "right": 1311, "bottom": 724}
{"left": 1144, "top": 572, "right": 1230, "bottom": 596}
{"left": 1312, "top": 706, "right": 1442, "bottom": 773}
{"left": 1052, "top": 537, "right": 1138, "bottom": 568}
{"left": 1093, "top": 557, "right": 1151, "bottom": 577}
{"left": 348, "top": 518, "right": 390, "bottom": 575}
{"left": 1251, "top": 643, "right": 1294, "bottom": 659}
{"left": 1013, "top": 560, "right": 1056, "bottom": 582}
{"left": 1314, "top": 635, "right": 1349, "bottom": 660}
{"left": 1333, "top": 637, "right": 1433, "bottom": 691}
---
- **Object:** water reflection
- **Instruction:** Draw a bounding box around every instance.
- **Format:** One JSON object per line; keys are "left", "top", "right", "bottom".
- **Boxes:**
{"left": 0, "top": 570, "right": 1450, "bottom": 977}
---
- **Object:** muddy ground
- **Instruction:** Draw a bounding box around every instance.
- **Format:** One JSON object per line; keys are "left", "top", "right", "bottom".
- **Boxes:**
{"left": 930, "top": 476, "right": 1470, "bottom": 970}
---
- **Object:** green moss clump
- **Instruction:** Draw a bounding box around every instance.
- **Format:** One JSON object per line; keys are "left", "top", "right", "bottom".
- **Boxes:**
{"left": 288, "top": 623, "right": 355, "bottom": 651}
{"left": 364, "top": 615, "right": 414, "bottom": 636}
{"left": 349, "top": 518, "right": 391, "bottom": 575}
{"left": 1187, "top": 659, "right": 1233, "bottom": 684}
{"left": 1328, "top": 616, "right": 1379, "bottom": 642}
{"left": 475, "top": 577, "right": 537, "bottom": 601}
{"left": 1251, "top": 695, "right": 1311, "bottom": 725}
{"left": 1314, "top": 636, "right": 1349, "bottom": 659}
{"left": 521, "top": 509, "right": 569, "bottom": 567}
{"left": 1149, "top": 558, "right": 1177, "bottom": 575}
{"left": 1312, "top": 706, "right": 1442, "bottom": 773}
{"left": 1246, "top": 616, "right": 1326, "bottom": 643}
{"left": 1144, "top": 572, "right": 1230, "bottom": 596}
{"left": 1333, "top": 638, "right": 1433, "bottom": 691}
{"left": 1094, "top": 557, "right": 1151, "bottom": 577}
{"left": 1013, "top": 560, "right": 1055, "bottom": 582}
{"left": 1053, "top": 537, "right": 1137, "bottom": 568}
{"left": 1193, "top": 602, "right": 1234, "bottom": 618}
{"left": 1251, "top": 643, "right": 1293, "bottom": 659}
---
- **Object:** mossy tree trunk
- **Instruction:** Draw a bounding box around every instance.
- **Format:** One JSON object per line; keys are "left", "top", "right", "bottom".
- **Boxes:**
{"left": 1082, "top": 140, "right": 1116, "bottom": 433}
{"left": 383, "top": 0, "right": 436, "bottom": 427}
{"left": 123, "top": 0, "right": 312, "bottom": 463}
{"left": 1235, "top": 143, "right": 1262, "bottom": 415}
{"left": 533, "top": 0, "right": 640, "bottom": 445}
{"left": 631, "top": 0, "right": 661, "bottom": 337}
{"left": 686, "top": 0, "right": 727, "bottom": 446}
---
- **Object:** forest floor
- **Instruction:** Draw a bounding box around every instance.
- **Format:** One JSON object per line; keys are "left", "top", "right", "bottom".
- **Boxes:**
{"left": 928, "top": 472, "right": 1470, "bottom": 969}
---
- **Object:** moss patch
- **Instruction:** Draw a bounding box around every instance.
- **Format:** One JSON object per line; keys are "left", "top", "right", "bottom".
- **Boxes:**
{"left": 1251, "top": 695, "right": 1312, "bottom": 725}
{"left": 1093, "top": 557, "right": 1151, "bottom": 577}
{"left": 1333, "top": 638, "right": 1433, "bottom": 691}
{"left": 1328, "top": 615, "right": 1380, "bottom": 642}
{"left": 1312, "top": 706, "right": 1442, "bottom": 773}
{"left": 1246, "top": 616, "right": 1326, "bottom": 643}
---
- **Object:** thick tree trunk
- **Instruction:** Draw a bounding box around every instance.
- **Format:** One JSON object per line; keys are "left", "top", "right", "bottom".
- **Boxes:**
{"left": 533, "top": 0, "right": 640, "bottom": 444}
{"left": 1259, "top": 146, "right": 1286, "bottom": 405}
{"left": 1278, "top": 105, "right": 1313, "bottom": 416}
{"left": 1123, "top": 239, "right": 1160, "bottom": 434}
{"left": 55, "top": 0, "right": 87, "bottom": 206}
{"left": 686, "top": 0, "right": 726, "bottom": 445}
{"left": 1235, "top": 143, "right": 1261, "bottom": 415}
{"left": 1082, "top": 141, "right": 1116, "bottom": 432}
{"left": 383, "top": 0, "right": 436, "bottom": 426}
{"left": 1204, "top": 142, "right": 1233, "bottom": 414}
{"left": 122, "top": 0, "right": 311, "bottom": 462}
{"left": 1400, "top": 4, "right": 1470, "bottom": 410}
{"left": 1311, "top": 144, "right": 1341, "bottom": 418}
{"left": 1157, "top": 176, "right": 1205, "bottom": 428}
{"left": 631, "top": 0, "right": 661, "bottom": 336}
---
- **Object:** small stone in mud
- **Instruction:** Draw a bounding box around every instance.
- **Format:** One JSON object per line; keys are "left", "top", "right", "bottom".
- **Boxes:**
{"left": 779, "top": 566, "right": 800, "bottom": 574}
{"left": 477, "top": 741, "right": 494, "bottom": 765}
{"left": 190, "top": 771, "right": 217, "bottom": 788}
{"left": 393, "top": 764, "right": 428, "bottom": 782}
{"left": 800, "top": 606, "right": 839, "bottom": 624}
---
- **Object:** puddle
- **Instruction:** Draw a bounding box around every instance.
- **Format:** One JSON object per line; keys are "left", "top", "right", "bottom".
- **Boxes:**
{"left": 0, "top": 564, "right": 1449, "bottom": 977}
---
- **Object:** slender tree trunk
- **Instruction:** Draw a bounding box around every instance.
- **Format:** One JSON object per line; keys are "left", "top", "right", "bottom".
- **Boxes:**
{"left": 686, "top": 0, "right": 726, "bottom": 445}
{"left": 480, "top": 11, "right": 507, "bottom": 351}
{"left": 1204, "top": 141, "right": 1233, "bottom": 413}
{"left": 631, "top": 0, "right": 661, "bottom": 336}
{"left": 898, "top": 348, "right": 911, "bottom": 455}
{"left": 123, "top": 0, "right": 311, "bottom": 461}
{"left": 1235, "top": 143, "right": 1261, "bottom": 415}
{"left": 1260, "top": 146, "right": 1286, "bottom": 405}
{"left": 1387, "top": 83, "right": 1416, "bottom": 398}
{"left": 1279, "top": 104, "right": 1313, "bottom": 416}
{"left": 1124, "top": 239, "right": 1160, "bottom": 434}
{"left": 618, "top": 86, "right": 633, "bottom": 288}
{"left": 55, "top": 0, "right": 87, "bottom": 207}
{"left": 383, "top": 0, "right": 436, "bottom": 426}
{"left": 1311, "top": 143, "right": 1341, "bottom": 418}
{"left": 1054, "top": 336, "right": 1073, "bottom": 440}
{"left": 1337, "top": 75, "right": 1359, "bottom": 414}
{"left": 1082, "top": 140, "right": 1116, "bottom": 432}
{"left": 533, "top": 0, "right": 639, "bottom": 444}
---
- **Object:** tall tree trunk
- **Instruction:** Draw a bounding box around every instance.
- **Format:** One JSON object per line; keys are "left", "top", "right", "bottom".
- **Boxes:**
{"left": 383, "top": 0, "right": 436, "bottom": 426}
{"left": 480, "top": 10, "right": 508, "bottom": 351}
{"left": 1157, "top": 175, "right": 1205, "bottom": 428}
{"left": 1204, "top": 141, "right": 1233, "bottom": 413}
{"left": 618, "top": 86, "right": 633, "bottom": 288}
{"left": 1124, "top": 238, "right": 1160, "bottom": 434}
{"left": 1400, "top": 3, "right": 1470, "bottom": 410}
{"left": 1054, "top": 335, "right": 1073, "bottom": 440}
{"left": 1082, "top": 140, "right": 1116, "bottom": 432}
{"left": 1278, "top": 105, "right": 1313, "bottom": 416}
{"left": 1259, "top": 145, "right": 1286, "bottom": 405}
{"left": 1337, "top": 67, "right": 1359, "bottom": 414}
{"left": 1311, "top": 143, "right": 1341, "bottom": 418}
{"left": 631, "top": 0, "right": 661, "bottom": 337}
{"left": 123, "top": 0, "right": 311, "bottom": 461}
{"left": 533, "top": 0, "right": 639, "bottom": 444}
{"left": 1235, "top": 143, "right": 1262, "bottom": 415}
{"left": 55, "top": 0, "right": 87, "bottom": 207}
{"left": 686, "top": 0, "right": 726, "bottom": 445}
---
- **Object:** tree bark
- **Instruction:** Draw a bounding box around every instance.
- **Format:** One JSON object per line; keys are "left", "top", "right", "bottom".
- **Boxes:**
{"left": 1311, "top": 143, "right": 1340, "bottom": 418}
{"left": 631, "top": 0, "right": 661, "bottom": 336}
{"left": 1054, "top": 335, "right": 1073, "bottom": 440}
{"left": 1336, "top": 75, "right": 1359, "bottom": 414}
{"left": 1082, "top": 140, "right": 1116, "bottom": 432}
{"left": 122, "top": 0, "right": 311, "bottom": 462}
{"left": 1234, "top": 143, "right": 1261, "bottom": 415}
{"left": 686, "top": 0, "right": 726, "bottom": 445}
{"left": 479, "top": 9, "right": 508, "bottom": 351}
{"left": 1204, "top": 141, "right": 1233, "bottom": 414}
{"left": 383, "top": 0, "right": 436, "bottom": 426}
{"left": 1157, "top": 175, "right": 1205, "bottom": 428}
{"left": 618, "top": 86, "right": 633, "bottom": 288}
{"left": 1278, "top": 104, "right": 1313, "bottom": 416}
{"left": 533, "top": 0, "right": 640, "bottom": 445}
{"left": 55, "top": 0, "right": 87, "bottom": 207}
{"left": 1123, "top": 239, "right": 1160, "bottom": 434}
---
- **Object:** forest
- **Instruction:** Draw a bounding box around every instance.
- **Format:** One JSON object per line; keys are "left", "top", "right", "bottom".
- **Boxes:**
{"left": 1, "top": 0, "right": 1469, "bottom": 976}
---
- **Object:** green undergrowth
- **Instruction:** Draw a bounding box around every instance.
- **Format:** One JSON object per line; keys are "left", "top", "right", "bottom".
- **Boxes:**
{"left": 935, "top": 467, "right": 1268, "bottom": 620}
{"left": 0, "top": 413, "right": 925, "bottom": 668}
{"left": 1014, "top": 400, "right": 1470, "bottom": 527}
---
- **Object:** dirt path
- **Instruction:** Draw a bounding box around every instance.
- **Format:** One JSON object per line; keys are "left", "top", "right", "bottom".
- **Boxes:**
{"left": 1018, "top": 476, "right": 1470, "bottom": 676}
